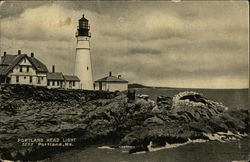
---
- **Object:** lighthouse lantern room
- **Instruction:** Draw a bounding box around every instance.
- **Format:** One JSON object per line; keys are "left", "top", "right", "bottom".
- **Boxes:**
{"left": 77, "top": 15, "right": 91, "bottom": 37}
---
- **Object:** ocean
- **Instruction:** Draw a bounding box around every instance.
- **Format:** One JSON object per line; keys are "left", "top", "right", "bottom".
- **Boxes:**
{"left": 45, "top": 137, "right": 249, "bottom": 162}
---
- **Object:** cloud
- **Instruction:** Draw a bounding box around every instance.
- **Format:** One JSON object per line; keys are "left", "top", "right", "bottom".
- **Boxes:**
{"left": 129, "top": 48, "right": 161, "bottom": 55}
{"left": 1, "top": 4, "right": 76, "bottom": 41}
{"left": 54, "top": 17, "right": 72, "bottom": 27}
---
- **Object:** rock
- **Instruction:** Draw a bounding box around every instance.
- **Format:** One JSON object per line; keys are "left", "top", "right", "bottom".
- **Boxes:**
{"left": 134, "top": 99, "right": 152, "bottom": 112}
{"left": 0, "top": 86, "right": 248, "bottom": 160}
{"left": 157, "top": 96, "right": 172, "bottom": 110}
{"left": 87, "top": 119, "right": 116, "bottom": 137}
{"left": 120, "top": 127, "right": 149, "bottom": 146}
{"left": 143, "top": 117, "right": 165, "bottom": 126}
{"left": 208, "top": 117, "right": 229, "bottom": 133}
{"left": 152, "top": 106, "right": 163, "bottom": 114}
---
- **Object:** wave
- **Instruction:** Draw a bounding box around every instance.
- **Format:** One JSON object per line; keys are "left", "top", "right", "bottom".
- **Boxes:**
{"left": 202, "top": 131, "right": 247, "bottom": 142}
{"left": 98, "top": 131, "right": 247, "bottom": 154}
{"left": 97, "top": 146, "right": 115, "bottom": 150}
{"left": 128, "top": 131, "right": 247, "bottom": 154}
{"left": 147, "top": 138, "right": 208, "bottom": 152}
{"left": 0, "top": 160, "right": 14, "bottom": 162}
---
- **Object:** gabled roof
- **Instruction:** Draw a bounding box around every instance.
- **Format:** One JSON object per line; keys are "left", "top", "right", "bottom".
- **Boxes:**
{"left": 28, "top": 57, "right": 48, "bottom": 72}
{"left": 0, "top": 54, "right": 48, "bottom": 76}
{"left": 95, "top": 75, "right": 128, "bottom": 83}
{"left": 1, "top": 55, "right": 17, "bottom": 65}
{"left": 64, "top": 75, "right": 80, "bottom": 81}
{"left": 47, "top": 72, "right": 64, "bottom": 80}
{"left": 0, "top": 65, "right": 8, "bottom": 76}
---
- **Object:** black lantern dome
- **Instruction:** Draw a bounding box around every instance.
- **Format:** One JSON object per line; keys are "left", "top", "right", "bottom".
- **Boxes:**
{"left": 77, "top": 14, "right": 91, "bottom": 37}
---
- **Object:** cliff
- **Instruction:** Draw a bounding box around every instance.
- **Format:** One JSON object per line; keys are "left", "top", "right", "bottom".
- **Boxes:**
{"left": 0, "top": 85, "right": 248, "bottom": 160}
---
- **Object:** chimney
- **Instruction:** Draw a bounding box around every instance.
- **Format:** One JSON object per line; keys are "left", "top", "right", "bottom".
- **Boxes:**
{"left": 31, "top": 52, "right": 34, "bottom": 57}
{"left": 3, "top": 51, "right": 6, "bottom": 56}
{"left": 118, "top": 75, "right": 121, "bottom": 79}
{"left": 52, "top": 65, "right": 55, "bottom": 73}
{"left": 109, "top": 71, "right": 112, "bottom": 77}
{"left": 18, "top": 50, "right": 21, "bottom": 55}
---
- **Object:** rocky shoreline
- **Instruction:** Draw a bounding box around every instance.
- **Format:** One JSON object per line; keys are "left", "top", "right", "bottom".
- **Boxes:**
{"left": 0, "top": 85, "right": 249, "bottom": 161}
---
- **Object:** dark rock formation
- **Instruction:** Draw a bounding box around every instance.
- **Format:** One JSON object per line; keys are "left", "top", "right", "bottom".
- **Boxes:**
{"left": 157, "top": 96, "right": 172, "bottom": 110}
{"left": 0, "top": 86, "right": 248, "bottom": 160}
{"left": 120, "top": 91, "right": 248, "bottom": 149}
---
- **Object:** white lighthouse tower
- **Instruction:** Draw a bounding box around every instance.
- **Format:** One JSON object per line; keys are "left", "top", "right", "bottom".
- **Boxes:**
{"left": 74, "top": 14, "right": 94, "bottom": 90}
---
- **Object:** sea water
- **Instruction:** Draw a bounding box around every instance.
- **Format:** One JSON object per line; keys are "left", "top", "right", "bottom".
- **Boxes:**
{"left": 45, "top": 137, "right": 249, "bottom": 162}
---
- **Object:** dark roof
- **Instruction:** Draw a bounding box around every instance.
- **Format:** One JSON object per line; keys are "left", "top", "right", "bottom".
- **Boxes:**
{"left": 28, "top": 57, "right": 48, "bottom": 72}
{"left": 64, "top": 75, "right": 80, "bottom": 81}
{"left": 0, "top": 65, "right": 8, "bottom": 76}
{"left": 0, "top": 54, "right": 48, "bottom": 76}
{"left": 95, "top": 75, "right": 128, "bottom": 83}
{"left": 47, "top": 72, "right": 64, "bottom": 80}
{"left": 1, "top": 55, "right": 17, "bottom": 65}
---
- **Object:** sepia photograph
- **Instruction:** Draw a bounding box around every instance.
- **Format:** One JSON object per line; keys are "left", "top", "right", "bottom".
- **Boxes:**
{"left": 0, "top": 0, "right": 249, "bottom": 161}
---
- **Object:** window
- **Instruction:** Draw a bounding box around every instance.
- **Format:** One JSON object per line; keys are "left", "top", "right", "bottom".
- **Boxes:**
{"left": 87, "top": 66, "right": 89, "bottom": 70}
{"left": 30, "top": 76, "right": 32, "bottom": 83}
{"left": 24, "top": 76, "right": 26, "bottom": 79}
{"left": 20, "top": 66, "right": 22, "bottom": 72}
{"left": 57, "top": 81, "right": 60, "bottom": 86}
{"left": 69, "top": 81, "right": 72, "bottom": 88}
{"left": 73, "top": 81, "right": 75, "bottom": 87}
{"left": 27, "top": 67, "right": 29, "bottom": 72}
{"left": 41, "top": 77, "right": 43, "bottom": 80}
{"left": 37, "top": 77, "right": 41, "bottom": 84}
{"left": 16, "top": 76, "right": 19, "bottom": 83}
{"left": 52, "top": 81, "right": 55, "bottom": 86}
{"left": 47, "top": 81, "right": 50, "bottom": 86}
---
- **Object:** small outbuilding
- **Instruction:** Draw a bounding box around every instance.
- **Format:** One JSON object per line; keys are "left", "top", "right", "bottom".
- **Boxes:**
{"left": 47, "top": 72, "right": 64, "bottom": 89}
{"left": 64, "top": 75, "right": 80, "bottom": 89}
{"left": 94, "top": 72, "right": 128, "bottom": 92}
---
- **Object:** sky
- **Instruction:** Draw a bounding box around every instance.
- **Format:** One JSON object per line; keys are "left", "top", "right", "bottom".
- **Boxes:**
{"left": 0, "top": 1, "right": 249, "bottom": 88}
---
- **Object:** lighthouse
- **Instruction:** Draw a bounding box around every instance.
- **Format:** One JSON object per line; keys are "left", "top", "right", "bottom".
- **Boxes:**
{"left": 74, "top": 14, "right": 94, "bottom": 90}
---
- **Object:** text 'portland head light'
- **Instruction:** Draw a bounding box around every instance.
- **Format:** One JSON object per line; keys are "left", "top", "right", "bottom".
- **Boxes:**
{"left": 74, "top": 14, "right": 94, "bottom": 90}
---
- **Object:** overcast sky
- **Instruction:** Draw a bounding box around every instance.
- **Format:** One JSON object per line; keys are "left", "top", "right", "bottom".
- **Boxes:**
{"left": 0, "top": 1, "right": 248, "bottom": 88}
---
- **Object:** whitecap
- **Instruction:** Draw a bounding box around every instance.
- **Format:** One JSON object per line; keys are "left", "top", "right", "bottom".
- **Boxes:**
{"left": 97, "top": 146, "right": 115, "bottom": 150}
{"left": 119, "top": 145, "right": 135, "bottom": 149}
{"left": 134, "top": 151, "right": 147, "bottom": 154}
{"left": 147, "top": 138, "right": 208, "bottom": 152}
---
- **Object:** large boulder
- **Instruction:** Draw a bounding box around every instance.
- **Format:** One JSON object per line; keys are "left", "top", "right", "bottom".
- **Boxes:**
{"left": 171, "top": 91, "right": 227, "bottom": 122}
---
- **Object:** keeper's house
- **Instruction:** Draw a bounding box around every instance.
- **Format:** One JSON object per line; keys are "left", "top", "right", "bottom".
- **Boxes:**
{"left": 94, "top": 72, "right": 128, "bottom": 92}
{"left": 0, "top": 50, "right": 80, "bottom": 89}
{"left": 0, "top": 50, "right": 48, "bottom": 86}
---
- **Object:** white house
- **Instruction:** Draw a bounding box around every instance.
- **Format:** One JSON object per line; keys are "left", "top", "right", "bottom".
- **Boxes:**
{"left": 47, "top": 66, "right": 80, "bottom": 89}
{"left": 94, "top": 72, "right": 128, "bottom": 92}
{"left": 0, "top": 50, "right": 48, "bottom": 86}
{"left": 0, "top": 50, "right": 80, "bottom": 90}
{"left": 47, "top": 72, "right": 64, "bottom": 89}
{"left": 64, "top": 75, "right": 80, "bottom": 89}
